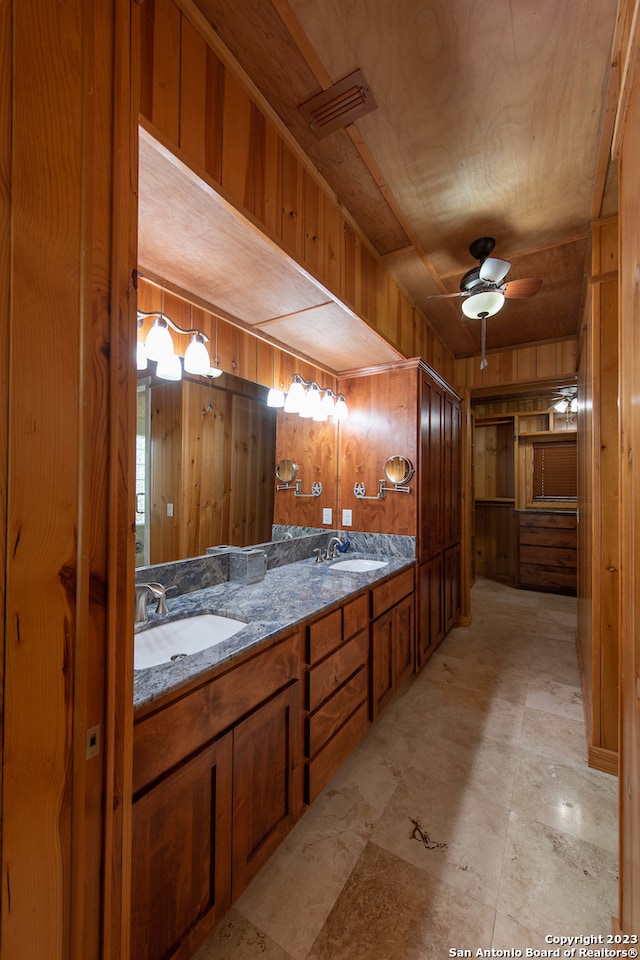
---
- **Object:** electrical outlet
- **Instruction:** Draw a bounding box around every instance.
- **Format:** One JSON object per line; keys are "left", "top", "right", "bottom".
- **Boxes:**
{"left": 86, "top": 725, "right": 100, "bottom": 759}
{"left": 322, "top": 507, "right": 332, "bottom": 524}
{"left": 342, "top": 509, "right": 352, "bottom": 527}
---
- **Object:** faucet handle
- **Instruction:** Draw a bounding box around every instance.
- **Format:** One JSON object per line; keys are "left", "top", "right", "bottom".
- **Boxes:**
{"left": 313, "top": 548, "right": 326, "bottom": 563}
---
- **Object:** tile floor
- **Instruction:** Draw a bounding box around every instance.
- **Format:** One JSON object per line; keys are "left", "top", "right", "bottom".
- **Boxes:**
{"left": 193, "top": 578, "right": 619, "bottom": 960}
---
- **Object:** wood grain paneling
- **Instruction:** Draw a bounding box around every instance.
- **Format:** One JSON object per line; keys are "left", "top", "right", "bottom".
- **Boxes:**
{"left": 474, "top": 504, "right": 519, "bottom": 584}
{"left": 274, "top": 410, "right": 338, "bottom": 529}
{"left": 337, "top": 365, "right": 418, "bottom": 536}
{"left": 617, "top": 6, "right": 640, "bottom": 929}
{"left": 3, "top": 3, "right": 135, "bottom": 959}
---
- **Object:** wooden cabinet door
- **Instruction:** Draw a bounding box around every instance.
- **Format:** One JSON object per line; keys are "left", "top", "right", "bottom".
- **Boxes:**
{"left": 370, "top": 610, "right": 394, "bottom": 720}
{"left": 232, "top": 682, "right": 302, "bottom": 900}
{"left": 419, "top": 372, "right": 444, "bottom": 561}
{"left": 280, "top": 142, "right": 304, "bottom": 259}
{"left": 444, "top": 544, "right": 461, "bottom": 632}
{"left": 443, "top": 392, "right": 462, "bottom": 548}
{"left": 393, "top": 593, "right": 415, "bottom": 691}
{"left": 417, "top": 555, "right": 444, "bottom": 668}
{"left": 131, "top": 733, "right": 233, "bottom": 960}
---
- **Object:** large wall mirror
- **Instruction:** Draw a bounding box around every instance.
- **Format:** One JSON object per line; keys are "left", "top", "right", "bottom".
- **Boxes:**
{"left": 136, "top": 371, "right": 277, "bottom": 567}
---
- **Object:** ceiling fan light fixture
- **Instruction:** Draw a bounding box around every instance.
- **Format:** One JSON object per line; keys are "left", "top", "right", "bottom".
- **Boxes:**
{"left": 461, "top": 290, "right": 505, "bottom": 320}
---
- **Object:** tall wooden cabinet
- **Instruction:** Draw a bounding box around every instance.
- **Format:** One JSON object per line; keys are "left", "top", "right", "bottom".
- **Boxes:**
{"left": 338, "top": 360, "right": 463, "bottom": 670}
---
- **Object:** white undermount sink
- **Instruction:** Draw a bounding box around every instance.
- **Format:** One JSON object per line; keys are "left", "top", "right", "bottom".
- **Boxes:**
{"left": 329, "top": 558, "right": 388, "bottom": 573}
{"left": 135, "top": 613, "right": 247, "bottom": 670}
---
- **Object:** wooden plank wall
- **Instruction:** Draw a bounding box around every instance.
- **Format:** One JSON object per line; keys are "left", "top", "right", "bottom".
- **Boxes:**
{"left": 274, "top": 416, "right": 339, "bottom": 529}
{"left": 474, "top": 505, "right": 519, "bottom": 584}
{"left": 337, "top": 365, "right": 419, "bottom": 536}
{"left": 135, "top": 0, "right": 455, "bottom": 385}
{"left": 576, "top": 216, "right": 619, "bottom": 775}
{"left": 2, "top": 3, "right": 134, "bottom": 960}
{"left": 454, "top": 339, "right": 578, "bottom": 393}
{"left": 616, "top": 0, "right": 640, "bottom": 932}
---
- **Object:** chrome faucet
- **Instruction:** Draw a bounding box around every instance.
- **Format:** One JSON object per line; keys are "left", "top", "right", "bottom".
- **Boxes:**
{"left": 326, "top": 536, "right": 343, "bottom": 559}
{"left": 313, "top": 548, "right": 327, "bottom": 563}
{"left": 135, "top": 582, "right": 169, "bottom": 623}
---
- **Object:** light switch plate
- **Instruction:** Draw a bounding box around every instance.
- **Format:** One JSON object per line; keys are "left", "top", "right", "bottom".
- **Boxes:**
{"left": 167, "top": 502, "right": 173, "bottom": 517}
{"left": 342, "top": 509, "right": 352, "bottom": 527}
{"left": 322, "top": 507, "right": 332, "bottom": 524}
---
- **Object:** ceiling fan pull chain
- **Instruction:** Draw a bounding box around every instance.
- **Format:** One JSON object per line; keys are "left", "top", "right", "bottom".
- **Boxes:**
{"left": 480, "top": 316, "right": 488, "bottom": 369}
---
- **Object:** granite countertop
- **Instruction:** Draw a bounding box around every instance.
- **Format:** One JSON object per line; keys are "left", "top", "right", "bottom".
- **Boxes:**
{"left": 133, "top": 553, "right": 415, "bottom": 711}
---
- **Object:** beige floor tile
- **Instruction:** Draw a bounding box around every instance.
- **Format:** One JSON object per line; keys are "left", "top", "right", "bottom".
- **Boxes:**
{"left": 370, "top": 767, "right": 511, "bottom": 907}
{"left": 529, "top": 653, "right": 581, "bottom": 687}
{"left": 497, "top": 813, "right": 618, "bottom": 937}
{"left": 192, "top": 908, "right": 295, "bottom": 960}
{"left": 520, "top": 707, "right": 588, "bottom": 767}
{"left": 306, "top": 842, "right": 496, "bottom": 960}
{"left": 491, "top": 912, "right": 550, "bottom": 951}
{"left": 510, "top": 751, "right": 618, "bottom": 854}
{"left": 431, "top": 694, "right": 524, "bottom": 747}
{"left": 525, "top": 677, "right": 584, "bottom": 722}
{"left": 409, "top": 729, "right": 520, "bottom": 808}
{"left": 235, "top": 752, "right": 401, "bottom": 960}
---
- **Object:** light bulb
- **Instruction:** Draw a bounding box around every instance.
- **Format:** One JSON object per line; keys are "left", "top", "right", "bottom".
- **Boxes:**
{"left": 145, "top": 318, "right": 174, "bottom": 361}
{"left": 267, "top": 387, "right": 285, "bottom": 408}
{"left": 299, "top": 384, "right": 321, "bottom": 418}
{"left": 320, "top": 390, "right": 335, "bottom": 417}
{"left": 284, "top": 379, "right": 305, "bottom": 413}
{"left": 137, "top": 339, "right": 148, "bottom": 371}
{"left": 156, "top": 353, "right": 182, "bottom": 381}
{"left": 333, "top": 396, "right": 348, "bottom": 420}
{"left": 183, "top": 334, "right": 210, "bottom": 375}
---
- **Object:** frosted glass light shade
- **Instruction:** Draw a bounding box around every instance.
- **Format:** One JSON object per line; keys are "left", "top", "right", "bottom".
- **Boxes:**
{"left": 299, "top": 385, "right": 321, "bottom": 419}
{"left": 156, "top": 353, "right": 182, "bottom": 381}
{"left": 320, "top": 391, "right": 335, "bottom": 417}
{"left": 183, "top": 335, "right": 211, "bottom": 375}
{"left": 267, "top": 387, "right": 285, "bottom": 408}
{"left": 136, "top": 340, "right": 148, "bottom": 371}
{"left": 145, "top": 319, "right": 174, "bottom": 361}
{"left": 461, "top": 290, "right": 505, "bottom": 319}
{"left": 333, "top": 396, "right": 348, "bottom": 420}
{"left": 284, "top": 379, "right": 305, "bottom": 413}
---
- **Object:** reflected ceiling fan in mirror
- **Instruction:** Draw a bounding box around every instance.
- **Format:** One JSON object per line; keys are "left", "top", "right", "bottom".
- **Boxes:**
{"left": 427, "top": 238, "right": 543, "bottom": 368}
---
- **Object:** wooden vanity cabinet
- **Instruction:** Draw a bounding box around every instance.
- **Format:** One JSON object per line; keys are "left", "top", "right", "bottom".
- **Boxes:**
{"left": 304, "top": 593, "right": 370, "bottom": 803}
{"left": 131, "top": 629, "right": 302, "bottom": 960}
{"left": 370, "top": 567, "right": 415, "bottom": 720}
{"left": 131, "top": 733, "right": 233, "bottom": 960}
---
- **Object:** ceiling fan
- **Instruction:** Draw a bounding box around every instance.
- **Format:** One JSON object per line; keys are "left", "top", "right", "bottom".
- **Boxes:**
{"left": 427, "top": 237, "right": 543, "bottom": 368}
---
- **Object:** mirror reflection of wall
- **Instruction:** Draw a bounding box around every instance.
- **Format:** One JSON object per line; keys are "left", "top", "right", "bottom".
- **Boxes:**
{"left": 274, "top": 413, "right": 338, "bottom": 530}
{"left": 383, "top": 455, "right": 414, "bottom": 486}
{"left": 140, "top": 372, "right": 276, "bottom": 565}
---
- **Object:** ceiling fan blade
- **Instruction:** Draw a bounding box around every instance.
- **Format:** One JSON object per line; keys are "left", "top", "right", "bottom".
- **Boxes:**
{"left": 479, "top": 257, "right": 511, "bottom": 284}
{"left": 425, "top": 291, "right": 464, "bottom": 300}
{"left": 503, "top": 277, "right": 543, "bottom": 299}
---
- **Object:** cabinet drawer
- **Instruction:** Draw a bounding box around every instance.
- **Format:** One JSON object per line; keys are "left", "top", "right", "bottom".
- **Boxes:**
{"left": 306, "top": 665, "right": 368, "bottom": 758}
{"left": 307, "top": 629, "right": 368, "bottom": 713}
{"left": 307, "top": 607, "right": 342, "bottom": 665}
{"left": 306, "top": 701, "right": 369, "bottom": 803}
{"left": 371, "top": 567, "right": 414, "bottom": 619}
{"left": 134, "top": 629, "right": 300, "bottom": 794}
{"left": 343, "top": 592, "right": 368, "bottom": 640}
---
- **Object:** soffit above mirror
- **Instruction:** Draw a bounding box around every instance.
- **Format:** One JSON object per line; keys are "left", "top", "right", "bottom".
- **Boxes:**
{"left": 137, "top": 127, "right": 403, "bottom": 374}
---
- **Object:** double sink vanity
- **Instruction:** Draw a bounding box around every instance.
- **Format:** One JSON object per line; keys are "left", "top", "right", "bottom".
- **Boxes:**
{"left": 132, "top": 535, "right": 416, "bottom": 960}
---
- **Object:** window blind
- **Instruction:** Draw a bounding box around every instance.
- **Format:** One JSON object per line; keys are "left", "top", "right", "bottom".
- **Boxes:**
{"left": 532, "top": 440, "right": 577, "bottom": 500}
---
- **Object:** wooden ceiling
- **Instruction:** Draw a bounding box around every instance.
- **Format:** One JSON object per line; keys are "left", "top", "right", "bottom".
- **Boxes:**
{"left": 188, "top": 0, "right": 619, "bottom": 360}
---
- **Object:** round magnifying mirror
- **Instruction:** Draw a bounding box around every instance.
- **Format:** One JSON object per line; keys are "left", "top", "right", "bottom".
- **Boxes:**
{"left": 384, "top": 455, "right": 414, "bottom": 486}
{"left": 275, "top": 458, "right": 298, "bottom": 484}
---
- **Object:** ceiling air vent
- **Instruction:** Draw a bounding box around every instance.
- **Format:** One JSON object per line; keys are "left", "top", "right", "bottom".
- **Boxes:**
{"left": 299, "top": 69, "right": 377, "bottom": 138}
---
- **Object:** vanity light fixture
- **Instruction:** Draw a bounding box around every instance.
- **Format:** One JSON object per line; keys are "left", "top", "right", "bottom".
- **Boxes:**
{"left": 283, "top": 374, "right": 349, "bottom": 421}
{"left": 137, "top": 306, "right": 211, "bottom": 382}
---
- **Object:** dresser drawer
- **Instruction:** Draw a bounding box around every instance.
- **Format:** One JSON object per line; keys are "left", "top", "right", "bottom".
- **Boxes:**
{"left": 306, "top": 701, "right": 369, "bottom": 803}
{"left": 371, "top": 567, "right": 414, "bottom": 619}
{"left": 306, "top": 664, "right": 368, "bottom": 759}
{"left": 343, "top": 592, "right": 368, "bottom": 640}
{"left": 306, "top": 608, "right": 342, "bottom": 665}
{"left": 307, "top": 629, "right": 369, "bottom": 713}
